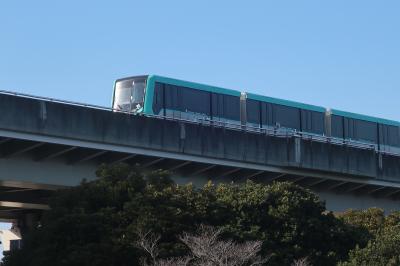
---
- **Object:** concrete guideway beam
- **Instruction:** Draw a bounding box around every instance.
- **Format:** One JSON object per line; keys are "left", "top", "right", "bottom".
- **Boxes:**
{"left": 385, "top": 189, "right": 400, "bottom": 198}
{"left": 110, "top": 154, "right": 137, "bottom": 164}
{"left": 367, "top": 186, "right": 386, "bottom": 195}
{"left": 0, "top": 140, "right": 44, "bottom": 158}
{"left": 0, "top": 180, "right": 66, "bottom": 191}
{"left": 327, "top": 181, "right": 349, "bottom": 191}
{"left": 0, "top": 137, "right": 11, "bottom": 145}
{"left": 190, "top": 165, "right": 217, "bottom": 177}
{"left": 168, "top": 161, "right": 191, "bottom": 171}
{"left": 345, "top": 184, "right": 368, "bottom": 193}
{"left": 245, "top": 170, "right": 265, "bottom": 179}
{"left": 141, "top": 157, "right": 165, "bottom": 168}
{"left": 0, "top": 201, "right": 50, "bottom": 210}
{"left": 68, "top": 149, "right": 107, "bottom": 165}
{"left": 217, "top": 168, "right": 241, "bottom": 179}
{"left": 289, "top": 176, "right": 307, "bottom": 184}
{"left": 306, "top": 179, "right": 328, "bottom": 188}
{"left": 269, "top": 173, "right": 287, "bottom": 182}
{"left": 1, "top": 128, "right": 400, "bottom": 191}
{"left": 34, "top": 145, "right": 77, "bottom": 161}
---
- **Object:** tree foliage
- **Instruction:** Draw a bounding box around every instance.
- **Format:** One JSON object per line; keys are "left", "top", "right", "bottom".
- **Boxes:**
{"left": 338, "top": 210, "right": 400, "bottom": 266}
{"left": 339, "top": 208, "right": 385, "bottom": 231}
{"left": 1, "top": 164, "right": 371, "bottom": 266}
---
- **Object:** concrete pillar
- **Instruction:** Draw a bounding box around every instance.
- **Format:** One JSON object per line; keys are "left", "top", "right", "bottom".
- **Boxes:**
{"left": 18, "top": 212, "right": 41, "bottom": 239}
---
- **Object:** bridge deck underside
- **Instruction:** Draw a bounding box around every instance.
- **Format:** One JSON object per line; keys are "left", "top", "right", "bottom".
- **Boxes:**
{"left": 1, "top": 135, "right": 400, "bottom": 219}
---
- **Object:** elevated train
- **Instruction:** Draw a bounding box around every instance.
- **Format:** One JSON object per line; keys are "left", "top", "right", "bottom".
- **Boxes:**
{"left": 112, "top": 75, "right": 400, "bottom": 155}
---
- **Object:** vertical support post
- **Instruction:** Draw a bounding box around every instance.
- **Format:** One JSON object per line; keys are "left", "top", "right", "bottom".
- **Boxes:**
{"left": 295, "top": 137, "right": 301, "bottom": 164}
{"left": 179, "top": 123, "right": 186, "bottom": 152}
{"left": 240, "top": 92, "right": 247, "bottom": 128}
{"left": 39, "top": 101, "right": 47, "bottom": 128}
{"left": 325, "top": 109, "right": 332, "bottom": 137}
{"left": 378, "top": 152, "right": 383, "bottom": 170}
{"left": 18, "top": 212, "right": 40, "bottom": 239}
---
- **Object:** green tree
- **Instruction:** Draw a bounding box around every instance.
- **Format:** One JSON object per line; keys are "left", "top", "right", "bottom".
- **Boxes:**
{"left": 214, "top": 181, "right": 359, "bottom": 265}
{"left": 2, "top": 164, "right": 146, "bottom": 266}
{"left": 338, "top": 208, "right": 385, "bottom": 235}
{"left": 2, "top": 164, "right": 364, "bottom": 266}
{"left": 338, "top": 210, "right": 400, "bottom": 266}
{"left": 339, "top": 226, "right": 400, "bottom": 266}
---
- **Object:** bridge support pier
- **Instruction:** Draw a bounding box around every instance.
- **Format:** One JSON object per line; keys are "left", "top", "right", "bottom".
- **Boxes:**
{"left": 16, "top": 212, "right": 41, "bottom": 240}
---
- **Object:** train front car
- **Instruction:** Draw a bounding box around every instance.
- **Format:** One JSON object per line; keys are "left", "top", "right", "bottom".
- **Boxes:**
{"left": 112, "top": 76, "right": 148, "bottom": 113}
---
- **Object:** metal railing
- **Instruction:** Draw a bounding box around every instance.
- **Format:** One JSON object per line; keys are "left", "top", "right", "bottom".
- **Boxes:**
{"left": 0, "top": 89, "right": 112, "bottom": 112}
{"left": 0, "top": 89, "right": 396, "bottom": 156}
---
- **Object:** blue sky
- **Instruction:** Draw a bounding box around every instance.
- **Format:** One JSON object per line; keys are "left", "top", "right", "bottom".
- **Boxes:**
{"left": 0, "top": 223, "right": 11, "bottom": 259}
{"left": 1, "top": 1, "right": 399, "bottom": 120}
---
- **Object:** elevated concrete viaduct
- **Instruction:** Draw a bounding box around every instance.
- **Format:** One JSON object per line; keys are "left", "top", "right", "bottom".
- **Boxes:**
{"left": 0, "top": 90, "right": 400, "bottom": 229}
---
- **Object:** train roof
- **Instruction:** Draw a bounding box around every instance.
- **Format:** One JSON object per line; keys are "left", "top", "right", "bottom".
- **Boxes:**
{"left": 115, "top": 75, "right": 149, "bottom": 82}
{"left": 246, "top": 92, "right": 326, "bottom": 113}
{"left": 147, "top": 75, "right": 241, "bottom": 97}
{"left": 331, "top": 109, "right": 400, "bottom": 127}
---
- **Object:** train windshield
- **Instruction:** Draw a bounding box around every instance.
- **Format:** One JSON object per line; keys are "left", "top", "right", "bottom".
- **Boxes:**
{"left": 113, "top": 77, "right": 146, "bottom": 112}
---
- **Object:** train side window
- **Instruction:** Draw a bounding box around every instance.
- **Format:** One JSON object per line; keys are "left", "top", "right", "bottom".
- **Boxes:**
{"left": 223, "top": 95, "right": 240, "bottom": 121}
{"left": 211, "top": 93, "right": 240, "bottom": 121}
{"left": 355, "top": 120, "right": 377, "bottom": 142}
{"left": 381, "top": 125, "right": 400, "bottom": 147}
{"left": 164, "top": 84, "right": 179, "bottom": 110}
{"left": 301, "top": 110, "right": 324, "bottom": 134}
{"left": 260, "top": 102, "right": 270, "bottom": 127}
{"left": 273, "top": 104, "right": 300, "bottom": 130}
{"left": 246, "top": 99, "right": 260, "bottom": 125}
{"left": 331, "top": 115, "right": 344, "bottom": 138}
{"left": 212, "top": 93, "right": 223, "bottom": 118}
{"left": 388, "top": 126, "right": 400, "bottom": 146}
{"left": 153, "top": 82, "right": 164, "bottom": 115}
{"left": 180, "top": 87, "right": 210, "bottom": 115}
{"left": 311, "top": 112, "right": 325, "bottom": 134}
